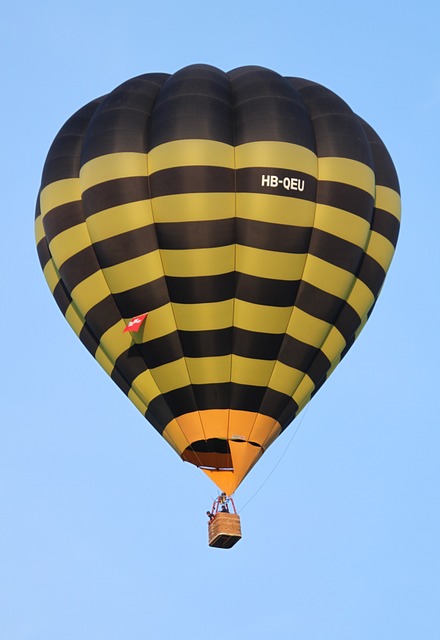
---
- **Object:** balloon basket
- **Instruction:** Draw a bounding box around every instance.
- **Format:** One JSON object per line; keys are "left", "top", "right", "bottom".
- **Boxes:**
{"left": 207, "top": 494, "right": 242, "bottom": 549}
{"left": 208, "top": 512, "right": 242, "bottom": 548}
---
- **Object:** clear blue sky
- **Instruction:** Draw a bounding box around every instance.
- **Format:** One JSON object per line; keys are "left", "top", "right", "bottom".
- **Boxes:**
{"left": 1, "top": 1, "right": 439, "bottom": 638}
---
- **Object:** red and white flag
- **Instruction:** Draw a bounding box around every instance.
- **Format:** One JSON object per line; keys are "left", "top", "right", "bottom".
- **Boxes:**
{"left": 123, "top": 312, "right": 148, "bottom": 333}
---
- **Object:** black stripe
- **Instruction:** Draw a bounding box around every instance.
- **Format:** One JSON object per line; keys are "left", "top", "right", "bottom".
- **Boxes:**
{"left": 279, "top": 335, "right": 332, "bottom": 383}
{"left": 80, "top": 168, "right": 373, "bottom": 224}
{"left": 93, "top": 225, "right": 158, "bottom": 267}
{"left": 151, "top": 218, "right": 312, "bottom": 253}
{"left": 78, "top": 324, "right": 101, "bottom": 357}
{"left": 79, "top": 174, "right": 375, "bottom": 233}
{"left": 156, "top": 219, "right": 235, "bottom": 249}
{"left": 310, "top": 374, "right": 327, "bottom": 400}
{"left": 112, "top": 326, "right": 286, "bottom": 376}
{"left": 236, "top": 167, "right": 316, "bottom": 201}
{"left": 147, "top": 382, "right": 299, "bottom": 431}
{"left": 287, "top": 79, "right": 374, "bottom": 166}
{"left": 149, "top": 95, "right": 233, "bottom": 148}
{"left": 317, "top": 181, "right": 374, "bottom": 221}
{"left": 233, "top": 329, "right": 284, "bottom": 360}
{"left": 35, "top": 200, "right": 41, "bottom": 221}
{"left": 112, "top": 279, "right": 170, "bottom": 317}
{"left": 80, "top": 296, "right": 122, "bottom": 349}
{"left": 295, "top": 282, "right": 361, "bottom": 341}
{"left": 53, "top": 279, "right": 72, "bottom": 316}
{"left": 149, "top": 166, "right": 234, "bottom": 197}
{"left": 167, "top": 273, "right": 234, "bottom": 304}
{"left": 40, "top": 99, "right": 103, "bottom": 187}
{"left": 42, "top": 201, "right": 83, "bottom": 241}
{"left": 259, "top": 390, "right": 299, "bottom": 431}
{"left": 36, "top": 237, "right": 51, "bottom": 271}
{"left": 167, "top": 273, "right": 300, "bottom": 306}
{"left": 119, "top": 332, "right": 184, "bottom": 371}
{"left": 108, "top": 325, "right": 334, "bottom": 397}
{"left": 144, "top": 393, "right": 187, "bottom": 435}
{"left": 147, "top": 386, "right": 199, "bottom": 430}
{"left": 236, "top": 218, "right": 312, "bottom": 253}
{"left": 356, "top": 254, "right": 386, "bottom": 298}
{"left": 180, "top": 328, "right": 233, "bottom": 358}
{"left": 235, "top": 273, "right": 300, "bottom": 307}
{"left": 58, "top": 246, "right": 99, "bottom": 291}
{"left": 229, "top": 67, "right": 317, "bottom": 149}
{"left": 42, "top": 154, "right": 81, "bottom": 185}
{"left": 306, "top": 231, "right": 386, "bottom": 300}
{"left": 333, "top": 300, "right": 363, "bottom": 344}
{"left": 148, "top": 65, "right": 233, "bottom": 149}
{"left": 309, "top": 229, "right": 365, "bottom": 274}
{"left": 80, "top": 74, "right": 168, "bottom": 162}
{"left": 340, "top": 332, "right": 356, "bottom": 361}
{"left": 358, "top": 117, "right": 400, "bottom": 194}
{"left": 83, "top": 177, "right": 150, "bottom": 217}
{"left": 372, "top": 208, "right": 400, "bottom": 247}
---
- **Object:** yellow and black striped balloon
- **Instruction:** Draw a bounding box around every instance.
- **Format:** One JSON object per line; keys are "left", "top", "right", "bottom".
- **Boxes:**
{"left": 35, "top": 65, "right": 401, "bottom": 494}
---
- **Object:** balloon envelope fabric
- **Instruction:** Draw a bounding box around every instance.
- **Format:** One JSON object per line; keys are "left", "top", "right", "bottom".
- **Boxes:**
{"left": 35, "top": 65, "right": 401, "bottom": 494}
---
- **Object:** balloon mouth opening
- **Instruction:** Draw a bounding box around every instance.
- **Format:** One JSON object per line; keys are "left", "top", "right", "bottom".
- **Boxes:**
{"left": 181, "top": 437, "right": 261, "bottom": 471}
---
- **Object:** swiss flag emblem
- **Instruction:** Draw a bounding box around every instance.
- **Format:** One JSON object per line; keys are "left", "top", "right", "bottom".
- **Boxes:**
{"left": 123, "top": 313, "right": 148, "bottom": 333}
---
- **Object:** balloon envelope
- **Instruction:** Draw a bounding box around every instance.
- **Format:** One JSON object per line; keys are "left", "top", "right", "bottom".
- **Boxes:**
{"left": 35, "top": 65, "right": 400, "bottom": 494}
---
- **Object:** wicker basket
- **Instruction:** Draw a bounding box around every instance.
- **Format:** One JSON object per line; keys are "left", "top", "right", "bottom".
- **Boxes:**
{"left": 208, "top": 512, "right": 242, "bottom": 548}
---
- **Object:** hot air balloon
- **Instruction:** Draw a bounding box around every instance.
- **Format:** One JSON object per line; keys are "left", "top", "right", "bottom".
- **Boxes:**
{"left": 35, "top": 65, "right": 400, "bottom": 546}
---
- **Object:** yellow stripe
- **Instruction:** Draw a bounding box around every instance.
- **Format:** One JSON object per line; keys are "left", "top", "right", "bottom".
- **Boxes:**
{"left": 79, "top": 152, "right": 148, "bottom": 190}
{"left": 345, "top": 278, "right": 375, "bottom": 318}
{"left": 70, "top": 271, "right": 110, "bottom": 313}
{"left": 319, "top": 326, "right": 348, "bottom": 363}
{"left": 324, "top": 358, "right": 340, "bottom": 381}
{"left": 313, "top": 204, "right": 371, "bottom": 248}
{"left": 148, "top": 139, "right": 235, "bottom": 172}
{"left": 148, "top": 358, "right": 191, "bottom": 394}
{"left": 136, "top": 304, "right": 177, "bottom": 341}
{"left": 231, "top": 356, "right": 274, "bottom": 387}
{"left": 270, "top": 362, "right": 311, "bottom": 397}
{"left": 102, "top": 251, "right": 164, "bottom": 292}
{"left": 150, "top": 193, "right": 235, "bottom": 223}
{"left": 375, "top": 186, "right": 401, "bottom": 220}
{"left": 129, "top": 369, "right": 162, "bottom": 406}
{"left": 95, "top": 344, "right": 118, "bottom": 377}
{"left": 64, "top": 303, "right": 85, "bottom": 337}
{"left": 182, "top": 354, "right": 309, "bottom": 392}
{"left": 186, "top": 356, "right": 231, "bottom": 384}
{"left": 236, "top": 244, "right": 306, "bottom": 281}
{"left": 86, "top": 201, "right": 154, "bottom": 242}
{"left": 286, "top": 308, "right": 332, "bottom": 349}
{"left": 127, "top": 387, "right": 149, "bottom": 416}
{"left": 173, "top": 300, "right": 233, "bottom": 331}
{"left": 43, "top": 260, "right": 61, "bottom": 294}
{"left": 318, "top": 157, "right": 375, "bottom": 194}
{"left": 302, "top": 255, "right": 356, "bottom": 300}
{"left": 236, "top": 141, "right": 317, "bottom": 175}
{"left": 365, "top": 231, "right": 395, "bottom": 272}
{"left": 48, "top": 223, "right": 91, "bottom": 267}
{"left": 40, "top": 178, "right": 80, "bottom": 216}
{"left": 234, "top": 299, "right": 292, "bottom": 334}
{"left": 236, "top": 193, "right": 316, "bottom": 227}
{"left": 34, "top": 216, "right": 45, "bottom": 245}
{"left": 161, "top": 246, "right": 235, "bottom": 277}
{"left": 99, "top": 322, "right": 134, "bottom": 360}
{"left": 292, "top": 375, "right": 316, "bottom": 412}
